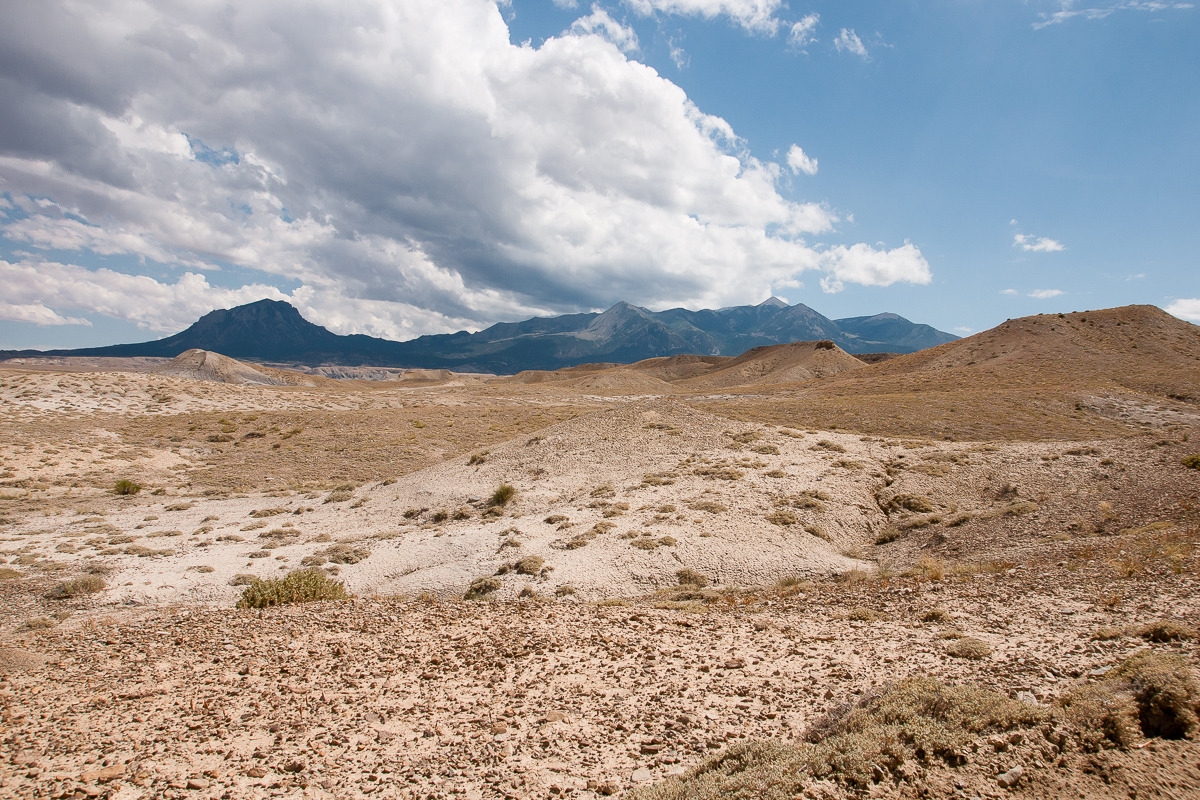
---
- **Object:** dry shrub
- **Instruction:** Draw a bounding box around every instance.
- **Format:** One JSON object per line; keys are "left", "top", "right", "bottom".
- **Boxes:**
{"left": 847, "top": 607, "right": 881, "bottom": 622}
{"left": 754, "top": 445, "right": 781, "bottom": 455}
{"left": 641, "top": 472, "right": 676, "bottom": 486}
{"left": 1092, "top": 627, "right": 1125, "bottom": 641}
{"left": 920, "top": 607, "right": 949, "bottom": 623}
{"left": 887, "top": 494, "right": 934, "bottom": 514}
{"left": 628, "top": 677, "right": 1047, "bottom": 799}
{"left": 464, "top": 576, "right": 502, "bottom": 600}
{"left": 515, "top": 556, "right": 544, "bottom": 575}
{"left": 676, "top": 568, "right": 708, "bottom": 587}
{"left": 0, "top": 567, "right": 22, "bottom": 580}
{"left": 690, "top": 501, "right": 727, "bottom": 514}
{"left": 1182, "top": 454, "right": 1200, "bottom": 470}
{"left": 113, "top": 479, "right": 141, "bottom": 495}
{"left": 323, "top": 489, "right": 354, "bottom": 504}
{"left": 236, "top": 569, "right": 349, "bottom": 608}
{"left": 812, "top": 439, "right": 846, "bottom": 453}
{"left": 544, "top": 514, "right": 569, "bottom": 524}
{"left": 731, "top": 430, "right": 763, "bottom": 443}
{"left": 1061, "top": 651, "right": 1200, "bottom": 750}
{"left": 48, "top": 575, "right": 106, "bottom": 599}
{"left": 228, "top": 574, "right": 255, "bottom": 586}
{"left": 874, "top": 528, "right": 902, "bottom": 545}
{"left": 766, "top": 510, "right": 798, "bottom": 526}
{"left": 249, "top": 507, "right": 286, "bottom": 518}
{"left": 946, "top": 637, "right": 991, "bottom": 660}
{"left": 467, "top": 451, "right": 488, "bottom": 466}
{"left": 695, "top": 466, "right": 744, "bottom": 480}
{"left": 590, "top": 483, "right": 615, "bottom": 498}
{"left": 555, "top": 585, "right": 576, "bottom": 597}
{"left": 804, "top": 524, "right": 828, "bottom": 541}
{"left": 322, "top": 543, "right": 370, "bottom": 564}
{"left": 1134, "top": 620, "right": 1198, "bottom": 642}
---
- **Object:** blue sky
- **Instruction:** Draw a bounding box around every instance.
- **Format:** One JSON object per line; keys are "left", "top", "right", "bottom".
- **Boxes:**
{"left": 0, "top": 0, "right": 1197, "bottom": 350}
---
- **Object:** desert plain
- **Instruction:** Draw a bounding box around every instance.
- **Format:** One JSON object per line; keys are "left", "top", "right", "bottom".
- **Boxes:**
{"left": 2, "top": 305, "right": 1200, "bottom": 800}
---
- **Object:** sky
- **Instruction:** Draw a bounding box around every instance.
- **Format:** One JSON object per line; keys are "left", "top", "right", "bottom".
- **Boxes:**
{"left": 0, "top": 0, "right": 1197, "bottom": 350}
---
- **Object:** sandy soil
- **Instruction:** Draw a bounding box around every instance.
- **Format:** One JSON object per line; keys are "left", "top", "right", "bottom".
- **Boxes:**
{"left": 2, "top": 341, "right": 1200, "bottom": 800}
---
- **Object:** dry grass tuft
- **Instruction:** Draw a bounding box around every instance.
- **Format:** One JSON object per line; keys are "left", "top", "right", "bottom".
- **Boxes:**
{"left": 236, "top": 569, "right": 349, "bottom": 608}
{"left": 113, "top": 479, "right": 141, "bottom": 496}
{"left": 47, "top": 575, "right": 106, "bottom": 599}
{"left": 1182, "top": 454, "right": 1200, "bottom": 470}
{"left": 676, "top": 568, "right": 708, "bottom": 587}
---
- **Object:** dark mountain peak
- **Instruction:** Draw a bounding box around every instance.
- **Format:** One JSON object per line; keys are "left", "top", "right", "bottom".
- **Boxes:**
{"left": 757, "top": 296, "right": 788, "bottom": 309}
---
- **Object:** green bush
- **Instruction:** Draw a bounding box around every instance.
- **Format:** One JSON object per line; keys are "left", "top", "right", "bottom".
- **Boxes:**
{"left": 1183, "top": 454, "right": 1200, "bottom": 470}
{"left": 113, "top": 479, "right": 142, "bottom": 496}
{"left": 489, "top": 484, "right": 517, "bottom": 507}
{"left": 236, "top": 569, "right": 349, "bottom": 608}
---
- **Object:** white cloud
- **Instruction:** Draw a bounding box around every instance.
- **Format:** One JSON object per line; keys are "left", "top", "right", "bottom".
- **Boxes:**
{"left": 1034, "top": 1, "right": 1194, "bottom": 29}
{"left": 1165, "top": 298, "right": 1200, "bottom": 322}
{"left": 622, "top": 0, "right": 787, "bottom": 34}
{"left": 0, "top": 0, "right": 933, "bottom": 340}
{"left": 1014, "top": 233, "right": 1066, "bottom": 252}
{"left": 788, "top": 14, "right": 820, "bottom": 50}
{"left": 1001, "top": 289, "right": 1019, "bottom": 295}
{"left": 1029, "top": 289, "right": 1064, "bottom": 299}
{"left": 834, "top": 28, "right": 868, "bottom": 58}
{"left": 570, "top": 7, "right": 639, "bottom": 53}
{"left": 953, "top": 326, "right": 973, "bottom": 333}
{"left": 786, "top": 144, "right": 818, "bottom": 176}
{"left": 817, "top": 242, "right": 932, "bottom": 293}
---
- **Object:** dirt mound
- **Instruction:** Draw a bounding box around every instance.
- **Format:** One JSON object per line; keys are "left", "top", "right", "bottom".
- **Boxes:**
{"left": 678, "top": 340, "right": 864, "bottom": 389}
{"left": 152, "top": 349, "right": 290, "bottom": 386}
{"left": 629, "top": 354, "right": 732, "bottom": 382}
{"left": 560, "top": 369, "right": 678, "bottom": 394}
{"left": 848, "top": 305, "right": 1200, "bottom": 397}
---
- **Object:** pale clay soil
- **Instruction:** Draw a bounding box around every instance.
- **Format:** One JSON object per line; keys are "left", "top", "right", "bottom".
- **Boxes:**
{"left": 2, "top": 366, "right": 1200, "bottom": 800}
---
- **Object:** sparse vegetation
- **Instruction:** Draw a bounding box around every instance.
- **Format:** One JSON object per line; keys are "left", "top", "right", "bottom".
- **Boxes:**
{"left": 515, "top": 556, "right": 545, "bottom": 575}
{"left": 489, "top": 484, "right": 517, "bottom": 507}
{"left": 47, "top": 575, "right": 106, "bottom": 599}
{"left": 1183, "top": 454, "right": 1200, "bottom": 470}
{"left": 628, "top": 677, "right": 1048, "bottom": 797}
{"left": 467, "top": 451, "right": 488, "bottom": 466}
{"left": 464, "top": 576, "right": 502, "bottom": 600}
{"left": 766, "top": 510, "right": 798, "bottom": 526}
{"left": 689, "top": 501, "right": 727, "bottom": 514}
{"left": 945, "top": 637, "right": 991, "bottom": 660}
{"left": 676, "top": 568, "right": 708, "bottom": 587}
{"left": 113, "top": 479, "right": 141, "bottom": 495}
{"left": 1062, "top": 651, "right": 1200, "bottom": 749}
{"left": 236, "top": 569, "right": 349, "bottom": 608}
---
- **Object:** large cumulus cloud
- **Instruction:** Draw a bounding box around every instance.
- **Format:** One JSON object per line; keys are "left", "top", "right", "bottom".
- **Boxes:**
{"left": 0, "top": 0, "right": 931, "bottom": 339}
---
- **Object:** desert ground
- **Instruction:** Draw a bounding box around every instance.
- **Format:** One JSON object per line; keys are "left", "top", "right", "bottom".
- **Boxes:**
{"left": 3, "top": 306, "right": 1200, "bottom": 800}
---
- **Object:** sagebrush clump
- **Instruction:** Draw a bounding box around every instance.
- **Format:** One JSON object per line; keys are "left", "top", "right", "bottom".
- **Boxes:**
{"left": 113, "top": 479, "right": 141, "bottom": 496}
{"left": 236, "top": 569, "right": 349, "bottom": 608}
{"left": 489, "top": 484, "right": 517, "bottom": 507}
{"left": 48, "top": 575, "right": 106, "bottom": 599}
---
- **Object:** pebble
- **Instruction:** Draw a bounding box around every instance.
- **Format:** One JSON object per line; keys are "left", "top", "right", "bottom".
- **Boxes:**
{"left": 997, "top": 765, "right": 1024, "bottom": 789}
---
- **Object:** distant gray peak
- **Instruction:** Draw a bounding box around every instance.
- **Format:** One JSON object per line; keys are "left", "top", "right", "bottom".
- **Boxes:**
{"left": 758, "top": 296, "right": 789, "bottom": 308}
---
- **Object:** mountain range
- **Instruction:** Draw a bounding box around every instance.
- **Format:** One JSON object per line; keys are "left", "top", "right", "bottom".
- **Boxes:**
{"left": 0, "top": 298, "right": 958, "bottom": 374}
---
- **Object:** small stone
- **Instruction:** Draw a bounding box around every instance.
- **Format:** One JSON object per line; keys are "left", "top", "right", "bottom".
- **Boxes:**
{"left": 186, "top": 778, "right": 210, "bottom": 790}
{"left": 997, "top": 766, "right": 1024, "bottom": 789}
{"left": 494, "top": 732, "right": 509, "bottom": 742}
{"left": 490, "top": 722, "right": 508, "bottom": 734}
{"left": 282, "top": 760, "right": 305, "bottom": 773}
{"left": 631, "top": 767, "right": 653, "bottom": 782}
{"left": 543, "top": 711, "right": 567, "bottom": 723}
{"left": 246, "top": 766, "right": 268, "bottom": 778}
